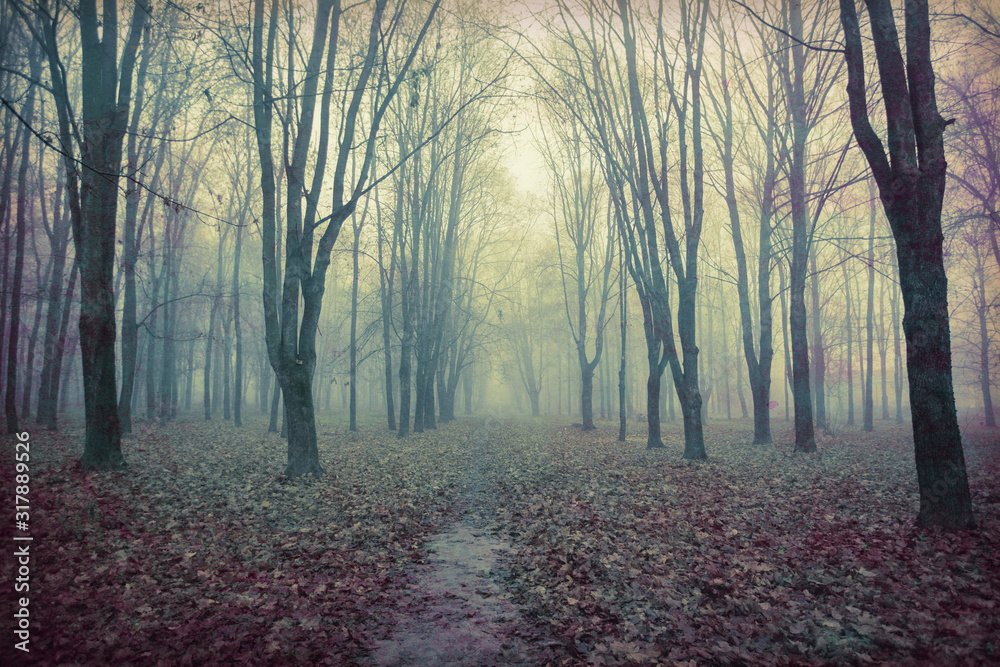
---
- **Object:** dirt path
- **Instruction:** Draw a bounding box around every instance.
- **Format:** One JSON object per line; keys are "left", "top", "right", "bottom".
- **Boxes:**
{"left": 367, "top": 419, "right": 537, "bottom": 666}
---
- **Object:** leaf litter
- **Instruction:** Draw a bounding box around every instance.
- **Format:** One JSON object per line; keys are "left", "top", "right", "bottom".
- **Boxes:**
{"left": 3, "top": 415, "right": 998, "bottom": 665}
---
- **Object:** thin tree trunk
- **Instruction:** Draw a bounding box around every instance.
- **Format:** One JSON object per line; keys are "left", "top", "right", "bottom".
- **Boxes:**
{"left": 5, "top": 67, "right": 36, "bottom": 433}
{"left": 233, "top": 217, "right": 244, "bottom": 428}
{"left": 810, "top": 254, "right": 827, "bottom": 431}
{"left": 376, "top": 193, "right": 396, "bottom": 430}
{"left": 618, "top": 234, "right": 627, "bottom": 442}
{"left": 843, "top": 259, "right": 855, "bottom": 425}
{"left": 204, "top": 299, "right": 216, "bottom": 421}
{"left": 0, "top": 127, "right": 20, "bottom": 410}
{"left": 786, "top": 0, "right": 815, "bottom": 452}
{"left": 223, "top": 298, "right": 232, "bottom": 421}
{"left": 864, "top": 195, "right": 876, "bottom": 432}
{"left": 117, "top": 23, "right": 151, "bottom": 435}
{"left": 349, "top": 213, "right": 361, "bottom": 432}
{"left": 976, "top": 261, "right": 996, "bottom": 427}
{"left": 779, "top": 261, "right": 791, "bottom": 422}
{"left": 879, "top": 272, "right": 889, "bottom": 420}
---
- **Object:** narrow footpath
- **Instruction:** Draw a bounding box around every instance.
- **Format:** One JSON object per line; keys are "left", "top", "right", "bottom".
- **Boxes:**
{"left": 367, "top": 419, "right": 538, "bottom": 666}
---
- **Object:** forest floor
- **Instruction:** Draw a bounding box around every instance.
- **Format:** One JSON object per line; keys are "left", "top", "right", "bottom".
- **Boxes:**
{"left": 4, "top": 412, "right": 999, "bottom": 666}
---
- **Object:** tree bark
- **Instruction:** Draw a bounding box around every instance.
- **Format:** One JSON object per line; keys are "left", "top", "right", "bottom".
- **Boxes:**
{"left": 786, "top": 0, "right": 815, "bottom": 452}
{"left": 975, "top": 260, "right": 996, "bottom": 427}
{"left": 349, "top": 211, "right": 362, "bottom": 432}
{"left": 5, "top": 44, "right": 38, "bottom": 433}
{"left": 864, "top": 197, "right": 876, "bottom": 432}
{"left": 204, "top": 295, "right": 217, "bottom": 420}
{"left": 117, "top": 21, "right": 152, "bottom": 435}
{"left": 74, "top": 0, "right": 147, "bottom": 469}
{"left": 840, "top": 0, "right": 974, "bottom": 529}
{"left": 809, "top": 254, "right": 827, "bottom": 431}
{"left": 376, "top": 193, "right": 396, "bottom": 430}
{"left": 842, "top": 259, "right": 855, "bottom": 426}
{"left": 233, "top": 215, "right": 244, "bottom": 428}
{"left": 713, "top": 23, "right": 775, "bottom": 443}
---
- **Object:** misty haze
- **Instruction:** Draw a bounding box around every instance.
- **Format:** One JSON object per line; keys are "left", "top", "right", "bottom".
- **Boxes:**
{"left": 0, "top": 0, "right": 997, "bottom": 664}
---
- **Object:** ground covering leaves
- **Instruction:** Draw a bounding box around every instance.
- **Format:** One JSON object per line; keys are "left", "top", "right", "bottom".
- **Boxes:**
{"left": 492, "top": 420, "right": 1000, "bottom": 666}
{"left": 4, "top": 414, "right": 998, "bottom": 665}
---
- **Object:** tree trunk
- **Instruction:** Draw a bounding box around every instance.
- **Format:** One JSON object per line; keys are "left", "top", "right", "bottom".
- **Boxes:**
{"left": 349, "top": 213, "right": 361, "bottom": 432}
{"left": 223, "top": 298, "right": 232, "bottom": 421}
{"left": 21, "top": 238, "right": 47, "bottom": 418}
{"left": 618, "top": 235, "right": 627, "bottom": 442}
{"left": 580, "top": 366, "right": 595, "bottom": 430}
{"left": 843, "top": 260, "right": 855, "bottom": 426}
{"left": 646, "top": 363, "right": 664, "bottom": 449}
{"left": 269, "top": 385, "right": 280, "bottom": 432}
{"left": 5, "top": 63, "right": 36, "bottom": 433}
{"left": 864, "top": 193, "right": 876, "bottom": 432}
{"left": 204, "top": 299, "right": 216, "bottom": 420}
{"left": 0, "top": 127, "right": 19, "bottom": 411}
{"left": 786, "top": 0, "right": 815, "bottom": 452}
{"left": 281, "top": 364, "right": 321, "bottom": 476}
{"left": 840, "top": 0, "right": 974, "bottom": 529}
{"left": 463, "top": 372, "right": 473, "bottom": 415}
{"left": 73, "top": 0, "right": 147, "bottom": 469}
{"left": 976, "top": 262, "right": 996, "bottom": 427}
{"left": 117, "top": 24, "right": 151, "bottom": 435}
{"left": 879, "top": 280, "right": 889, "bottom": 421}
{"left": 809, "top": 255, "right": 827, "bottom": 431}
{"left": 233, "top": 216, "right": 244, "bottom": 428}
{"left": 376, "top": 196, "right": 396, "bottom": 430}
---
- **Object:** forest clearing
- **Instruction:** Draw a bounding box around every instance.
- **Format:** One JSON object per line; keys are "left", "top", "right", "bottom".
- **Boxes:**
{"left": 5, "top": 415, "right": 998, "bottom": 666}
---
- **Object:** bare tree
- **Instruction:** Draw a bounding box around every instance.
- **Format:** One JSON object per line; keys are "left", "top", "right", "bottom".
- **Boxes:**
{"left": 839, "top": 0, "right": 974, "bottom": 529}
{"left": 17, "top": 0, "right": 149, "bottom": 467}
{"left": 251, "top": 0, "right": 442, "bottom": 473}
{"left": 541, "top": 116, "right": 615, "bottom": 431}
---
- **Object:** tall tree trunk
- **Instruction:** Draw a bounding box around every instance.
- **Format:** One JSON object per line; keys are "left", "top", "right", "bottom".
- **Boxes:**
{"left": 204, "top": 299, "right": 216, "bottom": 420}
{"left": 864, "top": 195, "right": 876, "bottom": 432}
{"left": 37, "top": 174, "right": 68, "bottom": 427}
{"left": 840, "top": 0, "right": 974, "bottom": 529}
{"left": 349, "top": 212, "right": 361, "bottom": 432}
{"left": 42, "top": 259, "right": 78, "bottom": 428}
{"left": 843, "top": 259, "right": 855, "bottom": 426}
{"left": 786, "top": 0, "right": 815, "bottom": 452}
{"left": 74, "top": 0, "right": 147, "bottom": 469}
{"left": 618, "top": 235, "right": 627, "bottom": 442}
{"left": 879, "top": 279, "right": 889, "bottom": 421}
{"left": 0, "top": 127, "right": 20, "bottom": 410}
{"left": 717, "top": 29, "right": 775, "bottom": 443}
{"left": 376, "top": 194, "right": 396, "bottom": 430}
{"left": 5, "top": 53, "right": 37, "bottom": 433}
{"left": 21, "top": 237, "right": 48, "bottom": 418}
{"left": 779, "top": 261, "right": 791, "bottom": 422}
{"left": 233, "top": 215, "right": 244, "bottom": 428}
{"left": 976, "top": 261, "right": 996, "bottom": 427}
{"left": 117, "top": 23, "right": 151, "bottom": 435}
{"left": 223, "top": 298, "right": 232, "bottom": 421}
{"left": 809, "top": 254, "right": 827, "bottom": 431}
{"left": 185, "top": 340, "right": 194, "bottom": 412}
